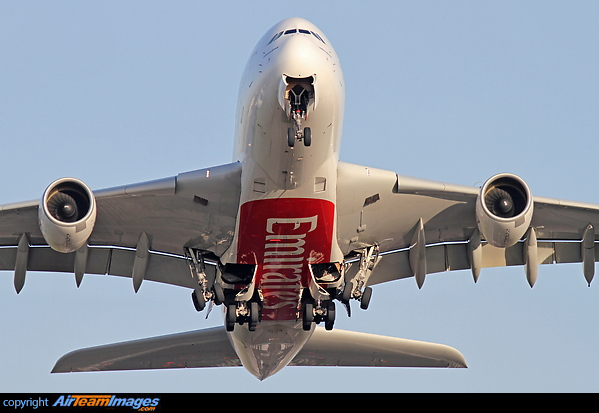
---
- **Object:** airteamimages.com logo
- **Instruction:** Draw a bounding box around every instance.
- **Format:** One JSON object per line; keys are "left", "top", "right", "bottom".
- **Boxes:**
{"left": 3, "top": 395, "right": 161, "bottom": 411}
{"left": 53, "top": 395, "right": 160, "bottom": 410}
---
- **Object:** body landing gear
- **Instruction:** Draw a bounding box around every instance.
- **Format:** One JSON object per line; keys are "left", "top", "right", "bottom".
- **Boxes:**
{"left": 226, "top": 300, "right": 262, "bottom": 332}
{"left": 302, "top": 299, "right": 335, "bottom": 331}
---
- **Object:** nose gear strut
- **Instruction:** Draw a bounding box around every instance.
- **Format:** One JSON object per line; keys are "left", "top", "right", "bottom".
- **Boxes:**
{"left": 284, "top": 79, "right": 313, "bottom": 147}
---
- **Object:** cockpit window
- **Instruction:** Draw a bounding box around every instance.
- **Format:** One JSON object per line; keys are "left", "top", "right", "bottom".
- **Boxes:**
{"left": 268, "top": 31, "right": 284, "bottom": 45}
{"left": 311, "top": 31, "right": 325, "bottom": 44}
{"left": 267, "top": 28, "right": 326, "bottom": 45}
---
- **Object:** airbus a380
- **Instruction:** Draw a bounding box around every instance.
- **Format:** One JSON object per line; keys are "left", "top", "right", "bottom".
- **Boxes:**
{"left": 2, "top": 17, "right": 598, "bottom": 380}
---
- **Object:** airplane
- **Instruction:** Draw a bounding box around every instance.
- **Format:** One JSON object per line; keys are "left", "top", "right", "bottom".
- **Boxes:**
{"left": 1, "top": 17, "right": 598, "bottom": 381}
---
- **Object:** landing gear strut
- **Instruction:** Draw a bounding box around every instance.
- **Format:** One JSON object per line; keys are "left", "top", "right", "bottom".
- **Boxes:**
{"left": 286, "top": 81, "right": 313, "bottom": 147}
{"left": 341, "top": 245, "right": 381, "bottom": 311}
{"left": 185, "top": 247, "right": 224, "bottom": 312}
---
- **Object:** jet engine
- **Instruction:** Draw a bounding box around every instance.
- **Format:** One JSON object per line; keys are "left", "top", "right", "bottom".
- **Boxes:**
{"left": 475, "top": 173, "right": 533, "bottom": 248}
{"left": 39, "top": 178, "right": 96, "bottom": 253}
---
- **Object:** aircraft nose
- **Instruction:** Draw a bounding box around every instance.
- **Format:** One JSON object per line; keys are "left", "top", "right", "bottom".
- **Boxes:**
{"left": 276, "top": 34, "right": 323, "bottom": 78}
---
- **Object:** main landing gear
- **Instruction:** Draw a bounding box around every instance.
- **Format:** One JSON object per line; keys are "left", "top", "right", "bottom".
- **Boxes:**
{"left": 340, "top": 245, "right": 381, "bottom": 312}
{"left": 301, "top": 299, "right": 335, "bottom": 331}
{"left": 186, "top": 247, "right": 225, "bottom": 313}
{"left": 226, "top": 300, "right": 261, "bottom": 332}
{"left": 186, "top": 247, "right": 381, "bottom": 334}
{"left": 341, "top": 245, "right": 381, "bottom": 310}
{"left": 299, "top": 248, "right": 379, "bottom": 332}
{"left": 186, "top": 255, "right": 264, "bottom": 332}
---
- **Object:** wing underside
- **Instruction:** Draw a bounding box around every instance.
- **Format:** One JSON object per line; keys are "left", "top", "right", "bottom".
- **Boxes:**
{"left": 0, "top": 162, "right": 240, "bottom": 292}
{"left": 337, "top": 161, "right": 599, "bottom": 288}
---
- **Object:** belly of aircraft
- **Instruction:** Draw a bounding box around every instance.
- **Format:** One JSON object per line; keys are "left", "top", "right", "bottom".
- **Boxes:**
{"left": 236, "top": 197, "right": 335, "bottom": 321}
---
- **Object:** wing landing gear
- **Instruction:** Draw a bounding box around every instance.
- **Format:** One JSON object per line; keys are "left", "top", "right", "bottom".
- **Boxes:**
{"left": 186, "top": 247, "right": 224, "bottom": 314}
{"left": 340, "top": 245, "right": 381, "bottom": 311}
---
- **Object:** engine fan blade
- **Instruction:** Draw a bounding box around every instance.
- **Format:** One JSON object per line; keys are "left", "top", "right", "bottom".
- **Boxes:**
{"left": 47, "top": 192, "right": 79, "bottom": 222}
{"left": 485, "top": 187, "right": 515, "bottom": 218}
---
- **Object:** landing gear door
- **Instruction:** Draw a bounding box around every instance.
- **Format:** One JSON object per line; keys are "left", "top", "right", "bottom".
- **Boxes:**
{"left": 278, "top": 74, "right": 318, "bottom": 118}
{"left": 278, "top": 74, "right": 291, "bottom": 118}
{"left": 278, "top": 74, "right": 290, "bottom": 116}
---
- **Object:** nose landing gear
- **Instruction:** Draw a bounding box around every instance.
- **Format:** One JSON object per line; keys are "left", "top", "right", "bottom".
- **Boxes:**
{"left": 284, "top": 78, "right": 314, "bottom": 147}
{"left": 287, "top": 126, "right": 311, "bottom": 147}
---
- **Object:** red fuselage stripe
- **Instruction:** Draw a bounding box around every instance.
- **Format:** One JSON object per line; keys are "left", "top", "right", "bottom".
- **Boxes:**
{"left": 236, "top": 198, "right": 335, "bottom": 320}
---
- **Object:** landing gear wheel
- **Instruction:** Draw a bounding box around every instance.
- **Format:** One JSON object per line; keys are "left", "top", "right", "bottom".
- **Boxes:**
{"left": 325, "top": 301, "right": 335, "bottom": 331}
{"left": 360, "top": 286, "right": 373, "bottom": 310}
{"left": 191, "top": 290, "right": 205, "bottom": 312}
{"left": 212, "top": 283, "right": 224, "bottom": 306}
{"left": 302, "top": 301, "right": 314, "bottom": 331}
{"left": 226, "top": 304, "right": 236, "bottom": 332}
{"left": 249, "top": 301, "right": 260, "bottom": 331}
{"left": 303, "top": 127, "right": 311, "bottom": 146}
{"left": 287, "top": 127, "right": 295, "bottom": 147}
{"left": 342, "top": 281, "right": 353, "bottom": 303}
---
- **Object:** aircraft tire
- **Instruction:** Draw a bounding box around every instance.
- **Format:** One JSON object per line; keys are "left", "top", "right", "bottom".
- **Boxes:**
{"left": 213, "top": 283, "right": 225, "bottom": 306}
{"left": 249, "top": 301, "right": 260, "bottom": 331}
{"left": 360, "top": 286, "right": 372, "bottom": 310}
{"left": 325, "top": 301, "right": 335, "bottom": 331}
{"left": 226, "top": 304, "right": 236, "bottom": 331}
{"left": 303, "top": 127, "right": 311, "bottom": 146}
{"left": 302, "top": 301, "right": 314, "bottom": 331}
{"left": 341, "top": 281, "right": 353, "bottom": 303}
{"left": 191, "top": 290, "right": 205, "bottom": 312}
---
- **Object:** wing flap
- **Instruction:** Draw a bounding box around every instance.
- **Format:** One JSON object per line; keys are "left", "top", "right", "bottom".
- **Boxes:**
{"left": 291, "top": 328, "right": 467, "bottom": 368}
{"left": 0, "top": 245, "right": 202, "bottom": 290}
{"left": 364, "top": 241, "right": 599, "bottom": 286}
{"left": 52, "top": 327, "right": 240, "bottom": 373}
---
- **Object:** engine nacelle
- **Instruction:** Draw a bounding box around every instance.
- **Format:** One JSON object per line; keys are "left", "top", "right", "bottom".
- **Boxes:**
{"left": 476, "top": 173, "right": 533, "bottom": 248}
{"left": 39, "top": 178, "right": 96, "bottom": 253}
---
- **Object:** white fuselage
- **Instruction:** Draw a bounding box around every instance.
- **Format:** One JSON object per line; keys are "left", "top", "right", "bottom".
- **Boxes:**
{"left": 220, "top": 18, "right": 346, "bottom": 380}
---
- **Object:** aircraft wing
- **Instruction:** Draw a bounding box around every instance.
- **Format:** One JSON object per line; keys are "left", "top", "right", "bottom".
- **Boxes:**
{"left": 337, "top": 161, "right": 599, "bottom": 287}
{"left": 52, "top": 326, "right": 466, "bottom": 373}
{"left": 0, "top": 162, "right": 241, "bottom": 293}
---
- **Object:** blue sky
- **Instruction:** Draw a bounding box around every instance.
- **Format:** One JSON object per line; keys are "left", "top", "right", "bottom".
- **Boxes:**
{"left": 1, "top": 1, "right": 599, "bottom": 392}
